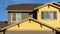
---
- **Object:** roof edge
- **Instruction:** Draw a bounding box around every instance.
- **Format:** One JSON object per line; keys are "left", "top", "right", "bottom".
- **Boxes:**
{"left": 34, "top": 1, "right": 60, "bottom": 10}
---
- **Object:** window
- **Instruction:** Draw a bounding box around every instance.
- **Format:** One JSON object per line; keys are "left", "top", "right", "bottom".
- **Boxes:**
{"left": 41, "top": 11, "right": 57, "bottom": 19}
{"left": 11, "top": 13, "right": 22, "bottom": 22}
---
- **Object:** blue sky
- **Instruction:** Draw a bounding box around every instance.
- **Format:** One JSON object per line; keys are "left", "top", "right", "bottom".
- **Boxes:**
{"left": 0, "top": 0, "right": 60, "bottom": 21}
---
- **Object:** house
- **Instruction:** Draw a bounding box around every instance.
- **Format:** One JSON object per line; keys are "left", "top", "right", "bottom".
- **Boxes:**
{"left": 6, "top": 4, "right": 43, "bottom": 24}
{"left": 0, "top": 2, "right": 60, "bottom": 34}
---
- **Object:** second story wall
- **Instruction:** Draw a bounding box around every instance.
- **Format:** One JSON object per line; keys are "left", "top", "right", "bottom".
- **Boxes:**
{"left": 8, "top": 12, "right": 33, "bottom": 24}
{"left": 37, "top": 4, "right": 60, "bottom": 28}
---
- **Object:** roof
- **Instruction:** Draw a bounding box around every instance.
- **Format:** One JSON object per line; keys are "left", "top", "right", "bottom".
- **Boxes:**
{"left": 34, "top": 2, "right": 60, "bottom": 10}
{"left": 6, "top": 2, "right": 60, "bottom": 13}
{"left": 58, "top": 2, "right": 60, "bottom": 4}
{"left": 6, "top": 4, "right": 43, "bottom": 10}
{"left": 52, "top": 2, "right": 60, "bottom": 7}
{"left": 0, "top": 17, "right": 59, "bottom": 31}
{"left": 0, "top": 21, "right": 8, "bottom": 29}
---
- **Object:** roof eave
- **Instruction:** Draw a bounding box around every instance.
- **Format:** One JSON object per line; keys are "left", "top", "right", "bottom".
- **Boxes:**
{"left": 34, "top": 2, "right": 60, "bottom": 10}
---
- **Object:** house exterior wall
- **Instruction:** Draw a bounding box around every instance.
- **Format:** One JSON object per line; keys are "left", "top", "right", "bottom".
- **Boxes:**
{"left": 8, "top": 13, "right": 11, "bottom": 24}
{"left": 7, "top": 20, "right": 52, "bottom": 31}
{"left": 22, "top": 13, "right": 33, "bottom": 20}
{"left": 7, "top": 19, "right": 55, "bottom": 34}
{"left": 8, "top": 12, "right": 33, "bottom": 24}
{"left": 37, "top": 5, "right": 60, "bottom": 28}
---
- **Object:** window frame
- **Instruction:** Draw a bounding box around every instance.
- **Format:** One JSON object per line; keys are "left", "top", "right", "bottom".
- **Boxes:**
{"left": 41, "top": 11, "right": 57, "bottom": 20}
{"left": 11, "top": 13, "right": 22, "bottom": 22}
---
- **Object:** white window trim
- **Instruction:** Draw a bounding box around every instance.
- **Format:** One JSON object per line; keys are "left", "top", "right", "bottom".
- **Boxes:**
{"left": 11, "top": 13, "right": 22, "bottom": 22}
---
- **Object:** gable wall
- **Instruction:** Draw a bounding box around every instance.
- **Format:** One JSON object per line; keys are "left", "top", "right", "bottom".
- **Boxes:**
{"left": 37, "top": 5, "right": 60, "bottom": 28}
{"left": 7, "top": 20, "right": 52, "bottom": 31}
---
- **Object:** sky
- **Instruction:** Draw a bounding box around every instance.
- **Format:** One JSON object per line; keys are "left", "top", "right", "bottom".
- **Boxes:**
{"left": 0, "top": 0, "right": 60, "bottom": 21}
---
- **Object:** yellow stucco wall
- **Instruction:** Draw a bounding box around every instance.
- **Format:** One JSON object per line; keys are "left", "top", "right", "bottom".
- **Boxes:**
{"left": 7, "top": 20, "right": 52, "bottom": 31}
{"left": 37, "top": 5, "right": 60, "bottom": 28}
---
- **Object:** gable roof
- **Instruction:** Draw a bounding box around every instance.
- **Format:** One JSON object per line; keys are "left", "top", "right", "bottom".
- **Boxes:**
{"left": 6, "top": 4, "right": 43, "bottom": 10}
{"left": 34, "top": 2, "right": 60, "bottom": 10}
{"left": 0, "top": 17, "right": 59, "bottom": 31}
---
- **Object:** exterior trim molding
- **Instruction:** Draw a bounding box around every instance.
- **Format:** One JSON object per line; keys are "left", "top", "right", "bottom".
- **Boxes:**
{"left": 7, "top": 10, "right": 33, "bottom": 11}
{"left": 7, "top": 10, "right": 33, "bottom": 12}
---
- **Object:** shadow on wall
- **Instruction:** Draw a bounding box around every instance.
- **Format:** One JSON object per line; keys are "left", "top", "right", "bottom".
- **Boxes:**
{"left": 5, "top": 31, "right": 55, "bottom": 34}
